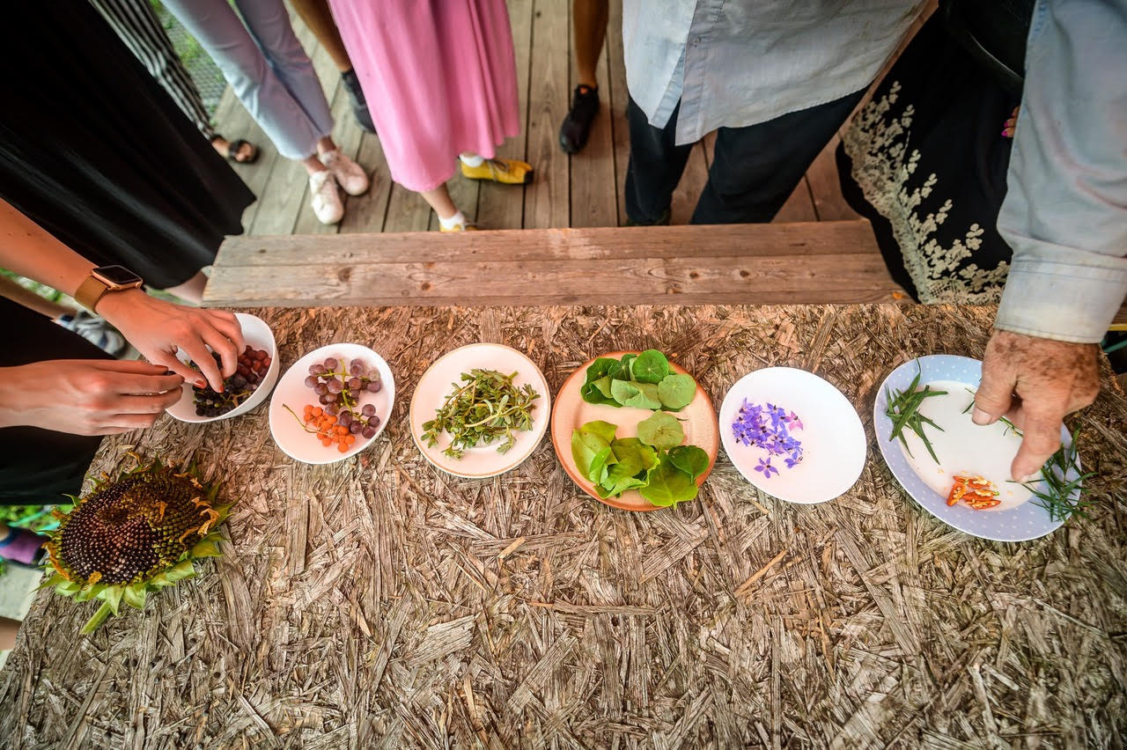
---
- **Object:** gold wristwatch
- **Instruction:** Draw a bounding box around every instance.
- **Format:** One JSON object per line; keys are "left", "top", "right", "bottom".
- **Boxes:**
{"left": 74, "top": 265, "right": 145, "bottom": 312}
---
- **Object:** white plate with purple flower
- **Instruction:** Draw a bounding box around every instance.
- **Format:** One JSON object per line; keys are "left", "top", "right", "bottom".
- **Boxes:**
{"left": 719, "top": 367, "right": 866, "bottom": 504}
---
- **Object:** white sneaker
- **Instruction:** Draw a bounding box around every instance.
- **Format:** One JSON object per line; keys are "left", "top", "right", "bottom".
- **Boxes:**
{"left": 319, "top": 149, "right": 370, "bottom": 197}
{"left": 309, "top": 170, "right": 344, "bottom": 225}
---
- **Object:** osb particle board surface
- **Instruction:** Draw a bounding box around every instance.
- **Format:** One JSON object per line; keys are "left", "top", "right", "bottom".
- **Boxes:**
{"left": 2, "top": 304, "right": 1125, "bottom": 749}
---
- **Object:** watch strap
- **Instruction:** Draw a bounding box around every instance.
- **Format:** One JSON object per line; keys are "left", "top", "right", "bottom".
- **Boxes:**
{"left": 75, "top": 275, "right": 110, "bottom": 313}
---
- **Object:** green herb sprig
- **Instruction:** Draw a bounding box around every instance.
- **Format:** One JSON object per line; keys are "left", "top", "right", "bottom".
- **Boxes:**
{"left": 422, "top": 369, "right": 539, "bottom": 459}
{"left": 884, "top": 364, "right": 946, "bottom": 464}
{"left": 961, "top": 388, "right": 1019, "bottom": 435}
{"left": 1024, "top": 429, "right": 1094, "bottom": 523}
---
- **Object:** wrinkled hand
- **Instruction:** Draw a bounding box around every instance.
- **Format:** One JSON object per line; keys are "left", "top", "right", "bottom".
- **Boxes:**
{"left": 0, "top": 360, "right": 184, "bottom": 435}
{"left": 98, "top": 290, "right": 244, "bottom": 391}
{"left": 973, "top": 330, "right": 1101, "bottom": 481}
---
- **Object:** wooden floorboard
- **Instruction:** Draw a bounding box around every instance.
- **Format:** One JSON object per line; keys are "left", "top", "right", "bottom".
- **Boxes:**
{"left": 523, "top": 0, "right": 570, "bottom": 229}
{"left": 568, "top": 7, "right": 617, "bottom": 229}
{"left": 606, "top": 0, "right": 631, "bottom": 227}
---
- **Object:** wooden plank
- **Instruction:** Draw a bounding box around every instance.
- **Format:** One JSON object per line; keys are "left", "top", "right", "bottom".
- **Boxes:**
{"left": 805, "top": 134, "right": 859, "bottom": 221}
{"left": 568, "top": 3, "right": 617, "bottom": 228}
{"left": 213, "top": 87, "right": 277, "bottom": 232}
{"left": 606, "top": 0, "right": 630, "bottom": 227}
{"left": 205, "top": 221, "right": 905, "bottom": 307}
{"left": 522, "top": 0, "right": 570, "bottom": 228}
{"left": 216, "top": 221, "right": 881, "bottom": 266}
{"left": 382, "top": 184, "right": 434, "bottom": 233}
{"left": 476, "top": 0, "right": 534, "bottom": 230}
{"left": 204, "top": 253, "right": 904, "bottom": 308}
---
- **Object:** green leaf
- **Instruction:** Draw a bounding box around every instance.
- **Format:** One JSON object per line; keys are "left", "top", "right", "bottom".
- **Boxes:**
{"left": 80, "top": 602, "right": 115, "bottom": 635}
{"left": 97, "top": 584, "right": 124, "bottom": 616}
{"left": 611, "top": 380, "right": 662, "bottom": 410}
{"left": 571, "top": 422, "right": 618, "bottom": 484}
{"left": 632, "top": 350, "right": 670, "bottom": 384}
{"left": 599, "top": 438, "right": 659, "bottom": 497}
{"left": 74, "top": 582, "right": 105, "bottom": 603}
{"left": 581, "top": 358, "right": 621, "bottom": 405}
{"left": 584, "top": 357, "right": 618, "bottom": 385}
{"left": 163, "top": 560, "right": 197, "bottom": 584}
{"left": 636, "top": 412, "right": 685, "bottom": 449}
{"left": 639, "top": 456, "right": 699, "bottom": 507}
{"left": 39, "top": 574, "right": 68, "bottom": 591}
{"left": 190, "top": 538, "right": 222, "bottom": 558}
{"left": 657, "top": 373, "right": 696, "bottom": 410}
{"left": 668, "top": 445, "right": 709, "bottom": 480}
{"left": 122, "top": 583, "right": 148, "bottom": 610}
{"left": 591, "top": 376, "right": 614, "bottom": 399}
{"left": 619, "top": 354, "right": 637, "bottom": 381}
{"left": 53, "top": 580, "right": 82, "bottom": 597}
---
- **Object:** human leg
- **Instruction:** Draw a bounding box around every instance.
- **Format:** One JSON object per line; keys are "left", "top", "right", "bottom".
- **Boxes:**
{"left": 234, "top": 0, "right": 335, "bottom": 150}
{"left": 691, "top": 90, "right": 865, "bottom": 225}
{"left": 559, "top": 0, "right": 608, "bottom": 154}
{"left": 624, "top": 97, "right": 693, "bottom": 225}
{"left": 163, "top": 0, "right": 325, "bottom": 161}
{"left": 290, "top": 0, "right": 378, "bottom": 133}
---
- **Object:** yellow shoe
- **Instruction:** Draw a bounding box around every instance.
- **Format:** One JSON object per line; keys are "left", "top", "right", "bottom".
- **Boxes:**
{"left": 439, "top": 221, "right": 478, "bottom": 233}
{"left": 460, "top": 158, "right": 533, "bottom": 185}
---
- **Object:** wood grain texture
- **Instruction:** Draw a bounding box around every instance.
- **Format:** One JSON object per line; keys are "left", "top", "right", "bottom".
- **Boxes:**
{"left": 204, "top": 222, "right": 903, "bottom": 307}
{"left": 804, "top": 135, "right": 860, "bottom": 222}
{"left": 3, "top": 304, "right": 1125, "bottom": 748}
{"left": 523, "top": 0, "right": 570, "bottom": 229}
{"left": 568, "top": 8, "right": 617, "bottom": 230}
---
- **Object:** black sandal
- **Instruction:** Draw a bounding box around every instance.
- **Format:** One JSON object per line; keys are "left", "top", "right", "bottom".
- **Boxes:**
{"left": 213, "top": 136, "right": 259, "bottom": 164}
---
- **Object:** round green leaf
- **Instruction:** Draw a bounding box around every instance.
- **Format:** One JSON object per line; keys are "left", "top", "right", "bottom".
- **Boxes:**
{"left": 668, "top": 445, "right": 709, "bottom": 480}
{"left": 639, "top": 457, "right": 699, "bottom": 507}
{"left": 632, "top": 350, "right": 671, "bottom": 384}
{"left": 636, "top": 411, "right": 685, "bottom": 449}
{"left": 657, "top": 374, "right": 696, "bottom": 410}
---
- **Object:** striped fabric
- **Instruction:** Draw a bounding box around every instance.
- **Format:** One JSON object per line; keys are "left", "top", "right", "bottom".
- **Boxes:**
{"left": 88, "top": 0, "right": 214, "bottom": 139}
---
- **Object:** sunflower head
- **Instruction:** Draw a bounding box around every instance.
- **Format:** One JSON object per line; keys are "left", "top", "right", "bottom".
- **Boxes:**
{"left": 42, "top": 456, "right": 231, "bottom": 634}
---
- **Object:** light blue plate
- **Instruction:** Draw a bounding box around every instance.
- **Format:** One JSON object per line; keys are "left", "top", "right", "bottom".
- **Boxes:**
{"left": 873, "top": 355, "right": 1074, "bottom": 542}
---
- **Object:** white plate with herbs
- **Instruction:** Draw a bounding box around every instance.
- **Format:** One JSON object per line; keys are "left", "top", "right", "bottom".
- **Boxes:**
{"left": 409, "top": 343, "right": 550, "bottom": 478}
{"left": 269, "top": 344, "right": 395, "bottom": 465}
{"left": 874, "top": 354, "right": 1083, "bottom": 542}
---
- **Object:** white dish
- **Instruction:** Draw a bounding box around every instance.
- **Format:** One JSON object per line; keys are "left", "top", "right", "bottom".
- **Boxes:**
{"left": 873, "top": 354, "right": 1072, "bottom": 542}
{"left": 269, "top": 344, "right": 395, "bottom": 465}
{"left": 166, "top": 312, "right": 278, "bottom": 423}
{"left": 719, "top": 367, "right": 866, "bottom": 504}
{"left": 409, "top": 343, "right": 550, "bottom": 478}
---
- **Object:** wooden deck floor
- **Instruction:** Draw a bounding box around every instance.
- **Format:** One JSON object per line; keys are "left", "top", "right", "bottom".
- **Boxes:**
{"left": 214, "top": 0, "right": 860, "bottom": 237}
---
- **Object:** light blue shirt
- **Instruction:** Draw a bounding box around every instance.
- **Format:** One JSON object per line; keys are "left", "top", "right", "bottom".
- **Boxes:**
{"left": 623, "top": 0, "right": 926, "bottom": 145}
{"left": 995, "top": 0, "right": 1127, "bottom": 343}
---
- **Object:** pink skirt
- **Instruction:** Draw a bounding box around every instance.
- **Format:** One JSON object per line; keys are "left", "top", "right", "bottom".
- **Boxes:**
{"left": 328, "top": 0, "right": 521, "bottom": 192}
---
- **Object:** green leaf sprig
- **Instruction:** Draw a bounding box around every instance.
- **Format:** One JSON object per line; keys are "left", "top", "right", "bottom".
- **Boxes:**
{"left": 884, "top": 364, "right": 946, "bottom": 463}
{"left": 1023, "top": 429, "right": 1094, "bottom": 523}
{"left": 422, "top": 369, "right": 540, "bottom": 459}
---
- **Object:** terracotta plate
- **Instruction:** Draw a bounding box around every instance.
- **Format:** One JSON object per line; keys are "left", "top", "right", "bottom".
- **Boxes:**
{"left": 551, "top": 352, "right": 719, "bottom": 512}
{"left": 409, "top": 343, "right": 551, "bottom": 478}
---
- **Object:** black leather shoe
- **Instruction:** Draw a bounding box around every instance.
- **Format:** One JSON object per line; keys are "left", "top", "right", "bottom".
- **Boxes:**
{"left": 341, "top": 68, "right": 376, "bottom": 134}
{"left": 559, "top": 85, "right": 600, "bottom": 154}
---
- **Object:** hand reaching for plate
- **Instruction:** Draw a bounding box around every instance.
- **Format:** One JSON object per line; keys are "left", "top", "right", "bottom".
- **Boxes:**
{"left": 97, "top": 289, "right": 245, "bottom": 391}
{"left": 973, "top": 330, "right": 1101, "bottom": 482}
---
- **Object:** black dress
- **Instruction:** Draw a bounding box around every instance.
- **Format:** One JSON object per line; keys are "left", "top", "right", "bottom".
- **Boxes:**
{"left": 836, "top": 2, "right": 1030, "bottom": 304}
{"left": 0, "top": 2, "right": 255, "bottom": 289}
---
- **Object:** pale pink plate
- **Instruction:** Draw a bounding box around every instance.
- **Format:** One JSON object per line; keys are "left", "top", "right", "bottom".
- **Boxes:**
{"left": 551, "top": 352, "right": 719, "bottom": 512}
{"left": 409, "top": 343, "right": 551, "bottom": 478}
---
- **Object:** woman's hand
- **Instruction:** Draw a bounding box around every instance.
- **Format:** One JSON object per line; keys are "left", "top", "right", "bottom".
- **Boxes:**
{"left": 0, "top": 360, "right": 184, "bottom": 435}
{"left": 97, "top": 290, "right": 244, "bottom": 391}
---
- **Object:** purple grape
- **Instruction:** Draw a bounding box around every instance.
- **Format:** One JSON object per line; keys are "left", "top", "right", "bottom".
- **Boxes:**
{"left": 327, "top": 379, "right": 343, "bottom": 394}
{"left": 325, "top": 392, "right": 338, "bottom": 403}
{"left": 361, "top": 404, "right": 376, "bottom": 417}
{"left": 368, "top": 415, "right": 381, "bottom": 428}
{"left": 362, "top": 427, "right": 376, "bottom": 439}
{"left": 367, "top": 370, "right": 381, "bottom": 382}
{"left": 348, "top": 377, "right": 362, "bottom": 390}
{"left": 304, "top": 375, "right": 318, "bottom": 388}
{"left": 325, "top": 403, "right": 338, "bottom": 416}
{"left": 319, "top": 394, "right": 330, "bottom": 405}
{"left": 350, "top": 421, "right": 363, "bottom": 434}
{"left": 313, "top": 383, "right": 328, "bottom": 396}
{"left": 308, "top": 364, "right": 321, "bottom": 375}
{"left": 339, "top": 410, "right": 353, "bottom": 426}
{"left": 324, "top": 357, "right": 338, "bottom": 370}
{"left": 366, "top": 381, "right": 382, "bottom": 393}
{"left": 349, "top": 362, "right": 364, "bottom": 376}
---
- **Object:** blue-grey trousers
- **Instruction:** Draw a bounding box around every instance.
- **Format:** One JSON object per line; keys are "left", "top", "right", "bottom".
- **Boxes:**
{"left": 162, "top": 0, "right": 333, "bottom": 160}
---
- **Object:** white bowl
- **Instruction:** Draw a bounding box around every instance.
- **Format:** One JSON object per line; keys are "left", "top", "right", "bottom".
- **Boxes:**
{"left": 166, "top": 312, "right": 279, "bottom": 423}
{"left": 719, "top": 367, "right": 866, "bottom": 504}
{"left": 268, "top": 344, "right": 395, "bottom": 465}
